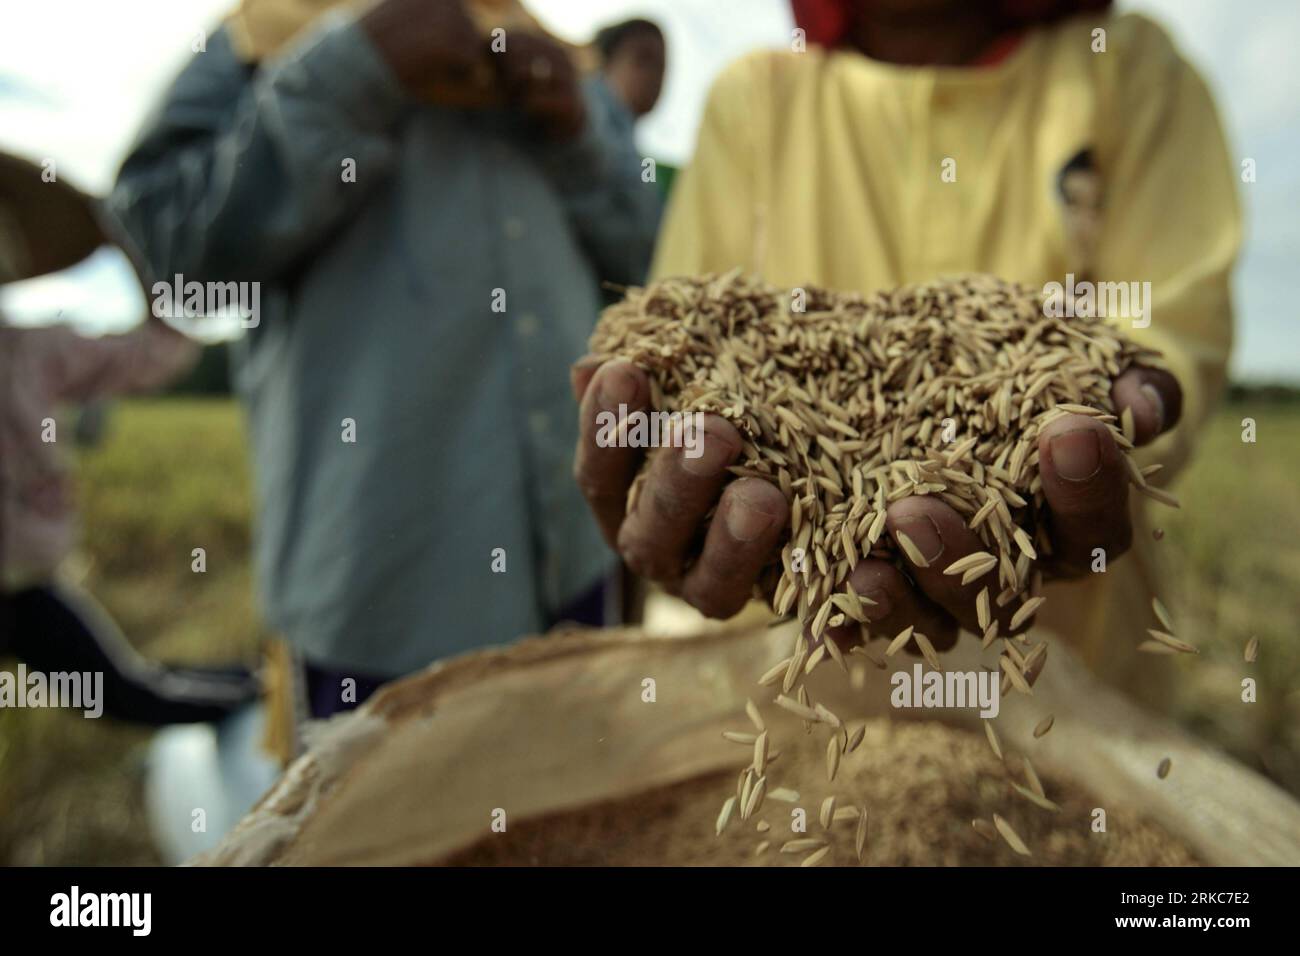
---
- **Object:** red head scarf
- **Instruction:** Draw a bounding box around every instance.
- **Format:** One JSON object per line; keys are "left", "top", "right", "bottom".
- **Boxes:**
{"left": 791, "top": 0, "right": 1114, "bottom": 51}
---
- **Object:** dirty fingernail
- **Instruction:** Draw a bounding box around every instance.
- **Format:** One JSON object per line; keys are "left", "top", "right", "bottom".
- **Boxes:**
{"left": 1049, "top": 428, "right": 1102, "bottom": 481}
{"left": 596, "top": 361, "right": 639, "bottom": 409}
{"left": 682, "top": 425, "right": 738, "bottom": 477}
{"left": 897, "top": 515, "right": 944, "bottom": 564}
{"left": 862, "top": 587, "right": 892, "bottom": 621}
{"left": 724, "top": 484, "right": 780, "bottom": 541}
{"left": 1139, "top": 383, "right": 1166, "bottom": 434}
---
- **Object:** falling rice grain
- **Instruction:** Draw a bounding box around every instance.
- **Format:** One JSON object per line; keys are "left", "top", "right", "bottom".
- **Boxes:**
{"left": 1000, "top": 656, "right": 1033, "bottom": 696}
{"left": 1245, "top": 636, "right": 1259, "bottom": 663}
{"left": 1151, "top": 596, "right": 1175, "bottom": 632}
{"left": 1010, "top": 782, "right": 1061, "bottom": 813}
{"left": 802, "top": 845, "right": 832, "bottom": 867}
{"left": 775, "top": 695, "right": 819, "bottom": 721}
{"left": 781, "top": 838, "right": 826, "bottom": 854}
{"left": 1138, "top": 640, "right": 1178, "bottom": 656}
{"left": 716, "top": 797, "right": 737, "bottom": 836}
{"left": 846, "top": 723, "right": 867, "bottom": 754}
{"left": 886, "top": 626, "right": 914, "bottom": 657}
{"left": 1157, "top": 757, "right": 1172, "bottom": 779}
{"left": 912, "top": 630, "right": 942, "bottom": 670}
{"left": 1009, "top": 595, "right": 1046, "bottom": 632}
{"left": 820, "top": 796, "right": 837, "bottom": 829}
{"left": 1137, "top": 485, "right": 1181, "bottom": 509}
{"left": 743, "top": 775, "right": 768, "bottom": 819}
{"left": 992, "top": 814, "right": 1032, "bottom": 857}
{"left": 983, "top": 720, "right": 1003, "bottom": 760}
{"left": 971, "top": 819, "right": 997, "bottom": 842}
{"left": 758, "top": 659, "right": 789, "bottom": 687}
{"left": 1033, "top": 715, "right": 1054, "bottom": 738}
{"left": 1022, "top": 757, "right": 1046, "bottom": 798}
{"left": 1146, "top": 629, "right": 1198, "bottom": 655}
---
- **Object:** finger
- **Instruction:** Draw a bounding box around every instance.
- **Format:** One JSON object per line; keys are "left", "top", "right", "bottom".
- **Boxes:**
{"left": 1111, "top": 366, "right": 1182, "bottom": 446}
{"left": 617, "top": 414, "right": 742, "bottom": 584}
{"left": 1037, "top": 414, "right": 1133, "bottom": 572}
{"left": 570, "top": 354, "right": 604, "bottom": 403}
{"left": 885, "top": 496, "right": 1021, "bottom": 636}
{"left": 823, "top": 558, "right": 958, "bottom": 655}
{"left": 573, "top": 359, "right": 650, "bottom": 548}
{"left": 496, "top": 44, "right": 542, "bottom": 95}
{"left": 680, "top": 478, "right": 789, "bottom": 619}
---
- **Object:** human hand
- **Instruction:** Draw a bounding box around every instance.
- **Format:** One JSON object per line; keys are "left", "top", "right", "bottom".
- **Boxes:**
{"left": 496, "top": 31, "right": 586, "bottom": 141}
{"left": 573, "top": 357, "right": 1181, "bottom": 648}
{"left": 359, "top": 0, "right": 491, "bottom": 98}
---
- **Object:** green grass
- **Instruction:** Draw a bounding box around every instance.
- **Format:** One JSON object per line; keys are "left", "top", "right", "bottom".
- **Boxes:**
{"left": 0, "top": 399, "right": 261, "bottom": 865}
{"left": 1157, "top": 403, "right": 1300, "bottom": 794}
{"left": 0, "top": 397, "right": 1297, "bottom": 864}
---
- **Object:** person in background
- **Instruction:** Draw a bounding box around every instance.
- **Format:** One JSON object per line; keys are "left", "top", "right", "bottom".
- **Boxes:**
{"left": 571, "top": 0, "right": 1238, "bottom": 703}
{"left": 586, "top": 17, "right": 666, "bottom": 308}
{"left": 110, "top": 0, "right": 662, "bottom": 729}
{"left": 0, "top": 151, "right": 260, "bottom": 724}
{"left": 592, "top": 17, "right": 666, "bottom": 121}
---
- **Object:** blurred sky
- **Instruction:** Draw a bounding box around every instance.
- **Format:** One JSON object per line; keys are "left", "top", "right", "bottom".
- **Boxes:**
{"left": 0, "top": 0, "right": 1296, "bottom": 381}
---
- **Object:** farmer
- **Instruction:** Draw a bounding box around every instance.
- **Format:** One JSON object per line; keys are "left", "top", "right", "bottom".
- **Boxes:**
{"left": 111, "top": 0, "right": 662, "bottom": 722}
{"left": 0, "top": 151, "right": 260, "bottom": 724}
{"left": 572, "top": 0, "right": 1238, "bottom": 698}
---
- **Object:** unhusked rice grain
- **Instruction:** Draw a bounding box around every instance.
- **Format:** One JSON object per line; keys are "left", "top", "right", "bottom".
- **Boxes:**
{"left": 446, "top": 721, "right": 1198, "bottom": 867}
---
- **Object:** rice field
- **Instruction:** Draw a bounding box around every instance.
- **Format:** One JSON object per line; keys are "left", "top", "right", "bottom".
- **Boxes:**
{"left": 0, "top": 394, "right": 1296, "bottom": 864}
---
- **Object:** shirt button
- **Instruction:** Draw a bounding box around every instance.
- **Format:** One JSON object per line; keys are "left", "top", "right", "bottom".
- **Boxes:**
{"left": 503, "top": 217, "right": 526, "bottom": 240}
{"left": 516, "top": 312, "right": 539, "bottom": 337}
{"left": 529, "top": 411, "right": 549, "bottom": 435}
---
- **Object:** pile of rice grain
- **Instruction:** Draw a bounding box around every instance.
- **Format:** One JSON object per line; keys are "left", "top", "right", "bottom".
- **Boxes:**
{"left": 589, "top": 272, "right": 1178, "bottom": 861}
{"left": 444, "top": 720, "right": 1198, "bottom": 867}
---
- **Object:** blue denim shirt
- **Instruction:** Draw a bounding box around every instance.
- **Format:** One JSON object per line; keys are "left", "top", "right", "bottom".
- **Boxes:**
{"left": 109, "top": 13, "right": 661, "bottom": 675}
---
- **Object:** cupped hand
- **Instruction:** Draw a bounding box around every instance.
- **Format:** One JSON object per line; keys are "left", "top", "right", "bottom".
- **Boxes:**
{"left": 572, "top": 357, "right": 1181, "bottom": 646}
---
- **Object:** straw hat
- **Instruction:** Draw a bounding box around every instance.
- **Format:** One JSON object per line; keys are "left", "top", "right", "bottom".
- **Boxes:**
{"left": 0, "top": 151, "right": 104, "bottom": 283}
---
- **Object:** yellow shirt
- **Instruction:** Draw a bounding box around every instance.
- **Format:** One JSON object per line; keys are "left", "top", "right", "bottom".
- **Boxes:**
{"left": 653, "top": 12, "right": 1241, "bottom": 694}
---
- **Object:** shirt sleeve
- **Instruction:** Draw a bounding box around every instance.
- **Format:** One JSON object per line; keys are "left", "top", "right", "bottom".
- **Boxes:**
{"left": 1096, "top": 15, "right": 1242, "bottom": 477}
{"left": 108, "top": 13, "right": 410, "bottom": 287}
{"left": 650, "top": 54, "right": 762, "bottom": 279}
{"left": 41, "top": 322, "right": 200, "bottom": 402}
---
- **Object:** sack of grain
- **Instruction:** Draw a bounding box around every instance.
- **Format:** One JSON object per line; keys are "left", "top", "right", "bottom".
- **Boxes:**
{"left": 199, "top": 621, "right": 1300, "bottom": 866}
